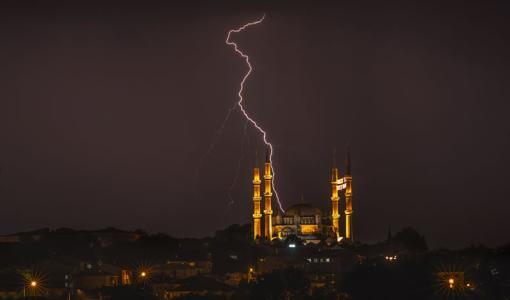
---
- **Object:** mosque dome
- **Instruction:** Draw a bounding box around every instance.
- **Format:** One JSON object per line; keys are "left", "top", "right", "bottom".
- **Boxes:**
{"left": 284, "top": 203, "right": 323, "bottom": 217}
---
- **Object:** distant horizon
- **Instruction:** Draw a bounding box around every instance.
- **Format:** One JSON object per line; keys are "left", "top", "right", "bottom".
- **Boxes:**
{"left": 2, "top": 223, "right": 508, "bottom": 251}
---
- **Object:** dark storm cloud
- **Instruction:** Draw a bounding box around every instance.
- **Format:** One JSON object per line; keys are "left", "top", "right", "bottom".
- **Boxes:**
{"left": 0, "top": 1, "right": 508, "bottom": 247}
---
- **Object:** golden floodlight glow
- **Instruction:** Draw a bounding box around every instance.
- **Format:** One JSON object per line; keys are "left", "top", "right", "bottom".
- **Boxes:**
{"left": 30, "top": 281, "right": 37, "bottom": 287}
{"left": 140, "top": 271, "right": 147, "bottom": 278}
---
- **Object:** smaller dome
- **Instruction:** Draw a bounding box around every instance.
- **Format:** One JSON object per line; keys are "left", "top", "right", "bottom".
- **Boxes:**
{"left": 284, "top": 203, "right": 323, "bottom": 217}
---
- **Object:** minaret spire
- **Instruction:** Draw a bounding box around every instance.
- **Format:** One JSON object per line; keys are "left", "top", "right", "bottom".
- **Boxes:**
{"left": 263, "top": 148, "right": 273, "bottom": 240}
{"left": 345, "top": 145, "right": 351, "bottom": 176}
{"left": 252, "top": 151, "right": 262, "bottom": 240}
{"left": 330, "top": 148, "right": 341, "bottom": 240}
{"left": 344, "top": 145, "right": 353, "bottom": 241}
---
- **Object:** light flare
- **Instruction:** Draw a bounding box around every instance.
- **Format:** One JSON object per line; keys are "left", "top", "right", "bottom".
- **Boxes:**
{"left": 226, "top": 14, "right": 285, "bottom": 213}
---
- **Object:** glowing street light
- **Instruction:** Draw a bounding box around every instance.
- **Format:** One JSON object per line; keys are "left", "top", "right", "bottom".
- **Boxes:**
{"left": 140, "top": 271, "right": 147, "bottom": 278}
{"left": 24, "top": 280, "right": 38, "bottom": 298}
{"left": 247, "top": 266, "right": 255, "bottom": 282}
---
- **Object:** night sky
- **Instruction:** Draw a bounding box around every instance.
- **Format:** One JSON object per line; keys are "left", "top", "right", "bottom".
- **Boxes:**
{"left": 0, "top": 1, "right": 509, "bottom": 248}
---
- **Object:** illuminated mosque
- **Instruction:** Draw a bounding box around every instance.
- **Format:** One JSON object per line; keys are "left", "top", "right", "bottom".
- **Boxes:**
{"left": 251, "top": 149, "right": 353, "bottom": 244}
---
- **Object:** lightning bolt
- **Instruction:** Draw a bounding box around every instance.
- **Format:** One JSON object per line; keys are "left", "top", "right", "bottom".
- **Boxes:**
{"left": 226, "top": 14, "right": 285, "bottom": 213}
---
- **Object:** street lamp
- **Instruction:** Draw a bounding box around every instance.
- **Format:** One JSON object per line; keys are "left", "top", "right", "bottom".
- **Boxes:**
{"left": 248, "top": 266, "right": 255, "bottom": 282}
{"left": 140, "top": 271, "right": 147, "bottom": 278}
{"left": 24, "top": 280, "right": 38, "bottom": 298}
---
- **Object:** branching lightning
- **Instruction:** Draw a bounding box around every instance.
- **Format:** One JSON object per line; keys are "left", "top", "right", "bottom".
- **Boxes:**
{"left": 193, "top": 104, "right": 236, "bottom": 200}
{"left": 221, "top": 121, "right": 249, "bottom": 225}
{"left": 226, "top": 120, "right": 248, "bottom": 209}
{"left": 226, "top": 14, "right": 285, "bottom": 213}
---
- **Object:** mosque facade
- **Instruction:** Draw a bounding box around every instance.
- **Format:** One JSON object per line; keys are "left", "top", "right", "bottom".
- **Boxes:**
{"left": 251, "top": 149, "right": 353, "bottom": 244}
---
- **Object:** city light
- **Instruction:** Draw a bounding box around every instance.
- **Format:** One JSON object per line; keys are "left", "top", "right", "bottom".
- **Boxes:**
{"left": 448, "top": 278, "right": 454, "bottom": 289}
{"left": 288, "top": 243, "right": 296, "bottom": 248}
{"left": 134, "top": 260, "right": 153, "bottom": 284}
{"left": 23, "top": 277, "right": 42, "bottom": 299}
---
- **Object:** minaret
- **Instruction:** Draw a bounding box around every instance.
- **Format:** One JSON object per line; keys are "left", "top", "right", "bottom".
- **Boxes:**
{"left": 252, "top": 152, "right": 262, "bottom": 240}
{"left": 344, "top": 146, "right": 353, "bottom": 240}
{"left": 263, "top": 148, "right": 273, "bottom": 240}
{"left": 330, "top": 149, "right": 341, "bottom": 240}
